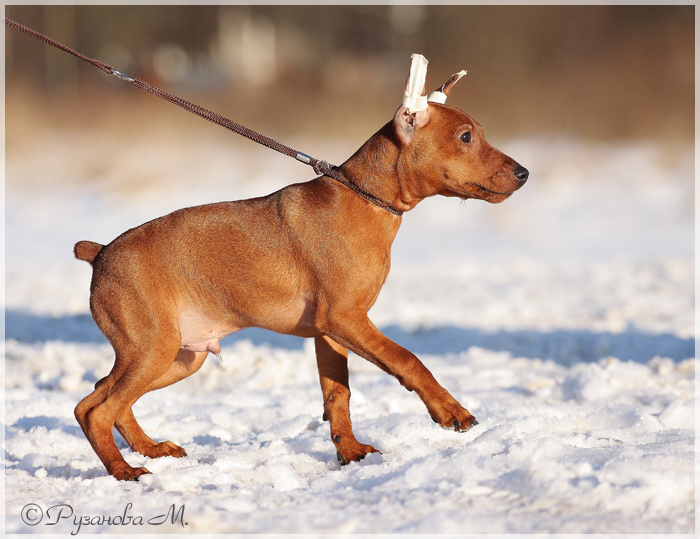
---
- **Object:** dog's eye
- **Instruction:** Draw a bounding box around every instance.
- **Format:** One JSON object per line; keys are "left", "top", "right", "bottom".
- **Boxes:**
{"left": 460, "top": 131, "right": 472, "bottom": 143}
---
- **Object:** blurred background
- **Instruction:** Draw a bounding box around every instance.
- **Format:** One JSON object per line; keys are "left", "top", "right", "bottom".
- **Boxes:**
{"left": 3, "top": 4, "right": 695, "bottom": 319}
{"left": 5, "top": 4, "right": 694, "bottom": 142}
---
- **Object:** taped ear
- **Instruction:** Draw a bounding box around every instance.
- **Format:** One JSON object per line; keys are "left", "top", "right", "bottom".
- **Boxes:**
{"left": 428, "top": 70, "right": 468, "bottom": 104}
{"left": 393, "top": 54, "right": 469, "bottom": 146}
{"left": 403, "top": 54, "right": 429, "bottom": 114}
{"left": 396, "top": 53, "right": 431, "bottom": 146}
{"left": 393, "top": 105, "right": 430, "bottom": 146}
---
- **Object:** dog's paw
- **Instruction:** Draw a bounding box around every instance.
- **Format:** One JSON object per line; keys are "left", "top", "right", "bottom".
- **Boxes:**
{"left": 334, "top": 435, "right": 381, "bottom": 466}
{"left": 449, "top": 417, "right": 479, "bottom": 431}
{"left": 138, "top": 440, "right": 187, "bottom": 459}
{"left": 429, "top": 403, "right": 479, "bottom": 432}
{"left": 110, "top": 464, "right": 151, "bottom": 482}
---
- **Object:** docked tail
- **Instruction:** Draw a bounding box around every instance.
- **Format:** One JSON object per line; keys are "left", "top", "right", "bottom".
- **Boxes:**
{"left": 74, "top": 241, "right": 104, "bottom": 265}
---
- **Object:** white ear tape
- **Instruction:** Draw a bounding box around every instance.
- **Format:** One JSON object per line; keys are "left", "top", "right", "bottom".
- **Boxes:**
{"left": 428, "top": 70, "right": 468, "bottom": 104}
{"left": 403, "top": 54, "right": 429, "bottom": 113}
{"left": 427, "top": 90, "right": 448, "bottom": 104}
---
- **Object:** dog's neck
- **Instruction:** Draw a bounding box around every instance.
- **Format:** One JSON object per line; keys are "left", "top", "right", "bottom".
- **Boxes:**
{"left": 339, "top": 121, "right": 427, "bottom": 214}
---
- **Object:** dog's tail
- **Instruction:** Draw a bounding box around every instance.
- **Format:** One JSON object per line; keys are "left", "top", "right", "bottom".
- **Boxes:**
{"left": 74, "top": 240, "right": 104, "bottom": 265}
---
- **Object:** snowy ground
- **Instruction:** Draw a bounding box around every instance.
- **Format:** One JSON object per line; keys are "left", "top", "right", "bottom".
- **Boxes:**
{"left": 3, "top": 124, "right": 696, "bottom": 535}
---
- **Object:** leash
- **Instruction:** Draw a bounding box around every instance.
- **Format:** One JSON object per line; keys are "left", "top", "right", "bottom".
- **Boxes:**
{"left": 4, "top": 16, "right": 403, "bottom": 217}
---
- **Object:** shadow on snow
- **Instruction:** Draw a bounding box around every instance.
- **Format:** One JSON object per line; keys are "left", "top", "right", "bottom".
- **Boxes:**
{"left": 5, "top": 309, "right": 694, "bottom": 366}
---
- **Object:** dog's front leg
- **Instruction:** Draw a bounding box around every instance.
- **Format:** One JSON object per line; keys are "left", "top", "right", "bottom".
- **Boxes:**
{"left": 324, "top": 313, "right": 478, "bottom": 431}
{"left": 314, "top": 335, "right": 380, "bottom": 464}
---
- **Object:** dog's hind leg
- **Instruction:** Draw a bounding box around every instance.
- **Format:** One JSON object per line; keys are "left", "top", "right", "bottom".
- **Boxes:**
{"left": 315, "top": 335, "right": 380, "bottom": 465}
{"left": 75, "top": 337, "right": 182, "bottom": 481}
{"left": 114, "top": 349, "right": 208, "bottom": 459}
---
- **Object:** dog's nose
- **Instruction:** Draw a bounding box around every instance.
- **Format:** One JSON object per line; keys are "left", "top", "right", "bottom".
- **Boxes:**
{"left": 513, "top": 166, "right": 529, "bottom": 184}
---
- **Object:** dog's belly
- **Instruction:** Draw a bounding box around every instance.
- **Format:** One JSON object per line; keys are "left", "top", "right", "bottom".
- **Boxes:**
{"left": 178, "top": 309, "right": 233, "bottom": 353}
{"left": 178, "top": 295, "right": 315, "bottom": 352}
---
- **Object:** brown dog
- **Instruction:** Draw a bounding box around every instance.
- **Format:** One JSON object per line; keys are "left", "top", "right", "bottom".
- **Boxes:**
{"left": 73, "top": 61, "right": 528, "bottom": 481}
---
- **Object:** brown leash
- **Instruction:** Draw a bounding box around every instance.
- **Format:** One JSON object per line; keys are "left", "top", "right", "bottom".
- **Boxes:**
{"left": 4, "top": 16, "right": 403, "bottom": 217}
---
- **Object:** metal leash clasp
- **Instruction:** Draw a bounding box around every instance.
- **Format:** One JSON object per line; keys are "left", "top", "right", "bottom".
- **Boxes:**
{"left": 111, "top": 69, "right": 134, "bottom": 83}
{"left": 296, "top": 153, "right": 331, "bottom": 176}
{"left": 312, "top": 160, "right": 331, "bottom": 176}
{"left": 295, "top": 152, "right": 313, "bottom": 165}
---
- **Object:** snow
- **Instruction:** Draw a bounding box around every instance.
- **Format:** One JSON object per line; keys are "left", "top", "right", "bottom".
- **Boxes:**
{"left": 3, "top": 126, "right": 695, "bottom": 535}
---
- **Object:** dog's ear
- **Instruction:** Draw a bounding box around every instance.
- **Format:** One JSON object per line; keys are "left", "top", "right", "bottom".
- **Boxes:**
{"left": 428, "top": 70, "right": 468, "bottom": 104}
{"left": 393, "top": 105, "right": 430, "bottom": 146}
{"left": 395, "top": 53, "right": 431, "bottom": 146}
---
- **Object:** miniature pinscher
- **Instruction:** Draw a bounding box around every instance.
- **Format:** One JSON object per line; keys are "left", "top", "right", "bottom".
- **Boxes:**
{"left": 74, "top": 55, "right": 528, "bottom": 480}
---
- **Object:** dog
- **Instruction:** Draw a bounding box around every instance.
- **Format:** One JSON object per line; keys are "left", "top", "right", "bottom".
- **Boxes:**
{"left": 73, "top": 55, "right": 528, "bottom": 480}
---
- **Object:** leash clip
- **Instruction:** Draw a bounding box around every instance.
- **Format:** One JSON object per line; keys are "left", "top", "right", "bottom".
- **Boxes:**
{"left": 111, "top": 69, "right": 134, "bottom": 83}
{"left": 296, "top": 153, "right": 331, "bottom": 176}
{"left": 295, "top": 152, "right": 313, "bottom": 165}
{"left": 312, "top": 160, "right": 331, "bottom": 176}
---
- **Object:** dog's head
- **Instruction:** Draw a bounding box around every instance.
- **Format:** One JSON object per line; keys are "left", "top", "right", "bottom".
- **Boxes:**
{"left": 394, "top": 55, "right": 528, "bottom": 204}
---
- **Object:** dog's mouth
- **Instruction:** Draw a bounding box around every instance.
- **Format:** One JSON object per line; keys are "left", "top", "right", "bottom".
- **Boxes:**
{"left": 461, "top": 183, "right": 515, "bottom": 203}
{"left": 451, "top": 168, "right": 524, "bottom": 203}
{"left": 470, "top": 183, "right": 513, "bottom": 196}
